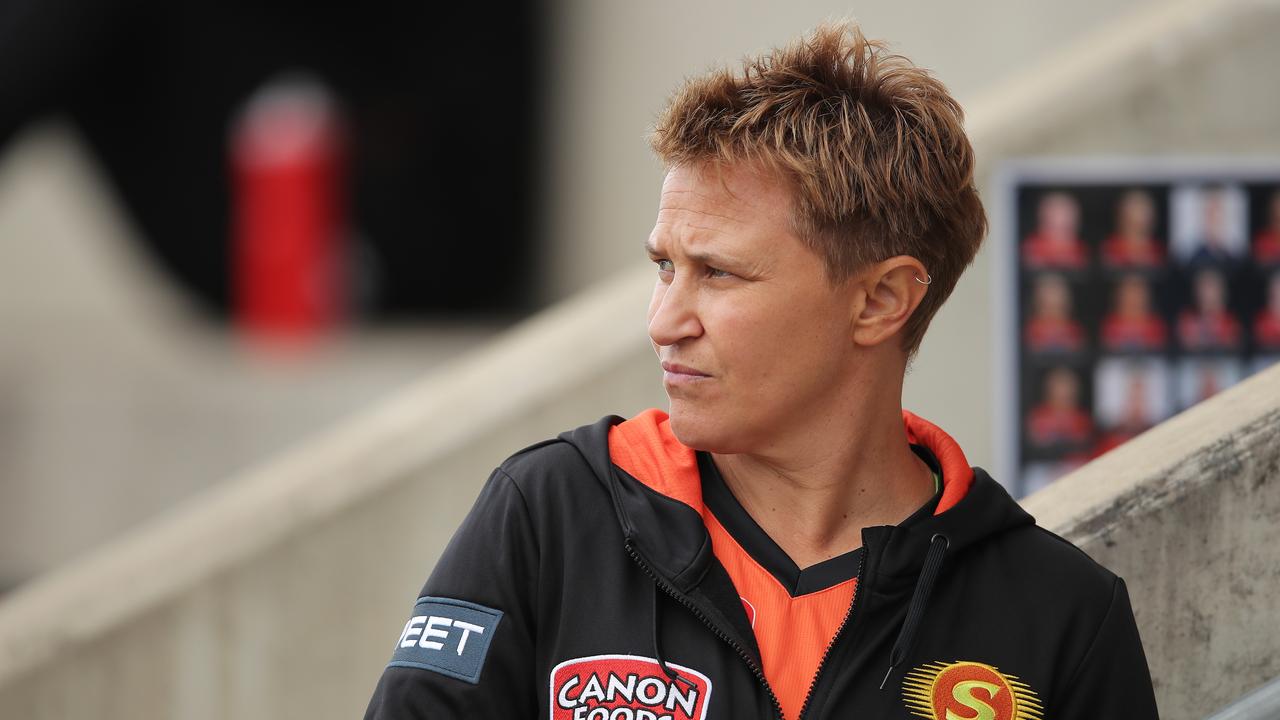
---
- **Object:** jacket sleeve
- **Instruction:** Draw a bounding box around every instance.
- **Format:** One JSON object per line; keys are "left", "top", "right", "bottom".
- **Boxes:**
{"left": 364, "top": 467, "right": 540, "bottom": 719}
{"left": 1053, "top": 576, "right": 1159, "bottom": 719}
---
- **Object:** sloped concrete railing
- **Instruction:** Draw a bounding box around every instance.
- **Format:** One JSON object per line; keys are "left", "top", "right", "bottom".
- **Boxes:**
{"left": 2, "top": 0, "right": 1280, "bottom": 717}
{"left": 1206, "top": 676, "right": 1280, "bottom": 720}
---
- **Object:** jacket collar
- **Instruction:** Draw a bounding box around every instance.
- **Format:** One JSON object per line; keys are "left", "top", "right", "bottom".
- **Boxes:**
{"left": 560, "top": 409, "right": 1034, "bottom": 592}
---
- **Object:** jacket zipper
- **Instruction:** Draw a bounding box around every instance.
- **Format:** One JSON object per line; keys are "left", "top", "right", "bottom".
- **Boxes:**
{"left": 796, "top": 545, "right": 869, "bottom": 720}
{"left": 625, "top": 539, "right": 785, "bottom": 720}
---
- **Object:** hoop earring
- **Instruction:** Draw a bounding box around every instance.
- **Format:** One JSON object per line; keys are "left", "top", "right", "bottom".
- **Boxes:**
{"left": 914, "top": 274, "right": 932, "bottom": 285}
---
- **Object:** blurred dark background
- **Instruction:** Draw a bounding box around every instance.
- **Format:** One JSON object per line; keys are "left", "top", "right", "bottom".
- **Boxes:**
{"left": 0, "top": 0, "right": 545, "bottom": 320}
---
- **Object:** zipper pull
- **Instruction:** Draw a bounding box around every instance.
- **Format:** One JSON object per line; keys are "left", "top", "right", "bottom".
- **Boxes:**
{"left": 879, "top": 664, "right": 897, "bottom": 690}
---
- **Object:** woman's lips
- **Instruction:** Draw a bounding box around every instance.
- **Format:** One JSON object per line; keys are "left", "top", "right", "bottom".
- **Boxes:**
{"left": 661, "top": 361, "right": 711, "bottom": 385}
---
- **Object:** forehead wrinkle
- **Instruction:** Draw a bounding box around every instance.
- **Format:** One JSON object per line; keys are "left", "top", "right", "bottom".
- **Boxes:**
{"left": 686, "top": 223, "right": 729, "bottom": 234}
{"left": 650, "top": 215, "right": 736, "bottom": 255}
{"left": 658, "top": 184, "right": 753, "bottom": 224}
{"left": 656, "top": 204, "right": 748, "bottom": 228}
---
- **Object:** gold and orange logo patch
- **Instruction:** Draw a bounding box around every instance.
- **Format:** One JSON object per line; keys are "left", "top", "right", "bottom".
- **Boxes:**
{"left": 901, "top": 661, "right": 1042, "bottom": 720}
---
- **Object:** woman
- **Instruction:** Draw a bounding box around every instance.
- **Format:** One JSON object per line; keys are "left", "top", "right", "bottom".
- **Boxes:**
{"left": 365, "top": 22, "right": 1157, "bottom": 720}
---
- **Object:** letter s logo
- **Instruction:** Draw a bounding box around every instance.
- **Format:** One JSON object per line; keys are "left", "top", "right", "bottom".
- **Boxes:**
{"left": 945, "top": 680, "right": 1000, "bottom": 720}
{"left": 900, "top": 660, "right": 1039, "bottom": 720}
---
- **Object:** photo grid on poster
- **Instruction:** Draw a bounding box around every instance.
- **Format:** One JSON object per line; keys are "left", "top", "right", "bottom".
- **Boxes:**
{"left": 1011, "top": 170, "right": 1280, "bottom": 497}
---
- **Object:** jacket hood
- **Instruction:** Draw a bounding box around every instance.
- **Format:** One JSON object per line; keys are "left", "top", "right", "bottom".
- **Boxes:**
{"left": 558, "top": 409, "right": 1035, "bottom": 592}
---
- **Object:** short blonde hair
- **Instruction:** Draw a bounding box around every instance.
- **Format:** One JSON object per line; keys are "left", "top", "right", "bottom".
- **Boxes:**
{"left": 650, "top": 21, "right": 987, "bottom": 356}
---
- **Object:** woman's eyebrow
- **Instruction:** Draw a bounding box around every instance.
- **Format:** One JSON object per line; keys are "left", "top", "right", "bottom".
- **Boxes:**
{"left": 645, "top": 239, "right": 744, "bottom": 268}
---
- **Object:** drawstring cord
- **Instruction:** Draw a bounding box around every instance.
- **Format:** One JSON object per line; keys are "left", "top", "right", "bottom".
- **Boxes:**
{"left": 652, "top": 583, "right": 695, "bottom": 689}
{"left": 879, "top": 533, "right": 950, "bottom": 690}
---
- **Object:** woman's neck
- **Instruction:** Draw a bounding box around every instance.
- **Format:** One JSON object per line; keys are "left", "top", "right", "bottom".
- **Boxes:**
{"left": 710, "top": 406, "right": 936, "bottom": 569}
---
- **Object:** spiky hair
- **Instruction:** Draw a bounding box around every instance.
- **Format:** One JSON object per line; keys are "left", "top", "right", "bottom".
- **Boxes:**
{"left": 651, "top": 21, "right": 987, "bottom": 356}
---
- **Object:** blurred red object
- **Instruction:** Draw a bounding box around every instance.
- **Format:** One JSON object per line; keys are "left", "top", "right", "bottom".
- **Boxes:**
{"left": 231, "top": 76, "right": 347, "bottom": 342}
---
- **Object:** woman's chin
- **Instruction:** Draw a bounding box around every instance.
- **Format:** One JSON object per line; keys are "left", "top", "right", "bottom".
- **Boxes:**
{"left": 667, "top": 406, "right": 748, "bottom": 453}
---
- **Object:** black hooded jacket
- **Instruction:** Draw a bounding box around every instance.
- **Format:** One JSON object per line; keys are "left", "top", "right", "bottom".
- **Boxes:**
{"left": 365, "top": 411, "right": 1159, "bottom": 719}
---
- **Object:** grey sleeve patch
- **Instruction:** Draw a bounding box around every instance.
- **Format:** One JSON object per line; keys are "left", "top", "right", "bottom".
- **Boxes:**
{"left": 387, "top": 596, "right": 505, "bottom": 685}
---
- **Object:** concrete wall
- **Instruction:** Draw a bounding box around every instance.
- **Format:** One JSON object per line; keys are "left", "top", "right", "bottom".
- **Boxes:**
{"left": 2, "top": 0, "right": 1279, "bottom": 717}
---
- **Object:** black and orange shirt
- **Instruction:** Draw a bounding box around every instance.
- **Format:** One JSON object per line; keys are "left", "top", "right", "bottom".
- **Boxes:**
{"left": 698, "top": 450, "right": 942, "bottom": 720}
{"left": 367, "top": 407, "right": 1160, "bottom": 720}
{"left": 609, "top": 409, "right": 974, "bottom": 720}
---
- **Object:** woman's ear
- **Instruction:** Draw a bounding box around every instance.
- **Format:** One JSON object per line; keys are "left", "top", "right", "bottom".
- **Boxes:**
{"left": 851, "top": 256, "right": 930, "bottom": 347}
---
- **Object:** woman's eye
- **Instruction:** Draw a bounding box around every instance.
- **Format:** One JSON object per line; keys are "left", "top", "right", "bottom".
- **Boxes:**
{"left": 707, "top": 266, "right": 733, "bottom": 279}
{"left": 655, "top": 259, "right": 674, "bottom": 273}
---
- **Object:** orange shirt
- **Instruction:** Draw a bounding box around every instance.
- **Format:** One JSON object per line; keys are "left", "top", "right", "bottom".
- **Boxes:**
{"left": 1021, "top": 233, "right": 1088, "bottom": 269}
{"left": 708, "top": 515, "right": 855, "bottom": 719}
{"left": 698, "top": 445, "right": 955, "bottom": 720}
{"left": 1024, "top": 316, "right": 1086, "bottom": 352}
{"left": 698, "top": 454, "right": 863, "bottom": 720}
{"left": 1100, "top": 313, "right": 1168, "bottom": 351}
{"left": 608, "top": 409, "right": 975, "bottom": 720}
{"left": 1027, "top": 404, "right": 1094, "bottom": 446}
{"left": 1256, "top": 310, "right": 1280, "bottom": 349}
{"left": 1255, "top": 231, "right": 1280, "bottom": 264}
{"left": 1100, "top": 234, "right": 1165, "bottom": 268}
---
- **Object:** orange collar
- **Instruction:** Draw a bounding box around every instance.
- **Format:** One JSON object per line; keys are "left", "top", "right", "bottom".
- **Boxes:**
{"left": 608, "top": 408, "right": 974, "bottom": 516}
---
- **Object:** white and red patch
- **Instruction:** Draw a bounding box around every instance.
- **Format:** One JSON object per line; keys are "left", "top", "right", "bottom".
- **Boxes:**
{"left": 549, "top": 654, "right": 713, "bottom": 720}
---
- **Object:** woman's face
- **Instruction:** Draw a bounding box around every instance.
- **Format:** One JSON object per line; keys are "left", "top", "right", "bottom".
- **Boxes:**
{"left": 1038, "top": 193, "right": 1079, "bottom": 242}
{"left": 645, "top": 163, "right": 864, "bottom": 453}
{"left": 1117, "top": 191, "right": 1154, "bottom": 237}
{"left": 1116, "top": 276, "right": 1152, "bottom": 318}
{"left": 1034, "top": 275, "right": 1071, "bottom": 319}
{"left": 1045, "top": 368, "right": 1080, "bottom": 409}
{"left": 1194, "top": 270, "right": 1227, "bottom": 314}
